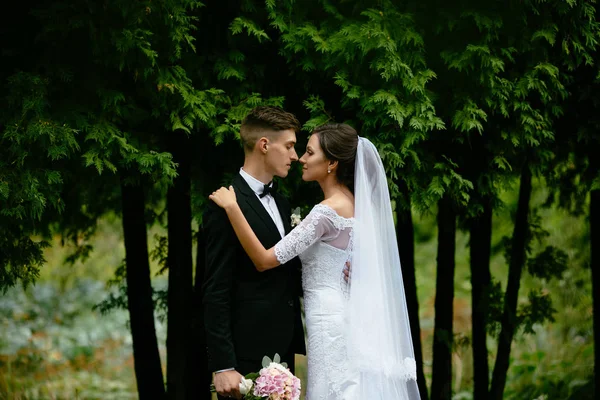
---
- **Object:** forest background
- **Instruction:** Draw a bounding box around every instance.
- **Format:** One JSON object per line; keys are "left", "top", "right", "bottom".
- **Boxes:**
{"left": 0, "top": 1, "right": 598, "bottom": 399}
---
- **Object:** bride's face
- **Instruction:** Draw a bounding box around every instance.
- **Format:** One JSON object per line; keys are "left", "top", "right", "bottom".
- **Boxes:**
{"left": 299, "top": 134, "right": 331, "bottom": 182}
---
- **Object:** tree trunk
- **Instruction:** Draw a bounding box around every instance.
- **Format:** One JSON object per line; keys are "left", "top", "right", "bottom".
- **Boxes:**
{"left": 590, "top": 188, "right": 600, "bottom": 398}
{"left": 166, "top": 134, "right": 194, "bottom": 400}
{"left": 430, "top": 196, "right": 457, "bottom": 400}
{"left": 489, "top": 164, "right": 532, "bottom": 400}
{"left": 470, "top": 200, "right": 492, "bottom": 400}
{"left": 120, "top": 178, "right": 166, "bottom": 399}
{"left": 396, "top": 182, "right": 428, "bottom": 400}
{"left": 189, "top": 229, "right": 213, "bottom": 399}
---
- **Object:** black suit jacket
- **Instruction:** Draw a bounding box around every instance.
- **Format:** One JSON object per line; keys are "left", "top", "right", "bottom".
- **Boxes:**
{"left": 202, "top": 173, "right": 306, "bottom": 374}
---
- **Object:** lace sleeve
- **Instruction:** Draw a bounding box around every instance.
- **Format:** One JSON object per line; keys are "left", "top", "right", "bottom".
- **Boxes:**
{"left": 274, "top": 205, "right": 336, "bottom": 264}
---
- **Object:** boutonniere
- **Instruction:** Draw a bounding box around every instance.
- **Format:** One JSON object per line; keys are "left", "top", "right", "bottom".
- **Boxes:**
{"left": 290, "top": 207, "right": 302, "bottom": 227}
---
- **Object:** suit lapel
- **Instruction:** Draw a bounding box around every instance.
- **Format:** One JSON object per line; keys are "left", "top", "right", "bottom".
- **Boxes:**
{"left": 233, "top": 174, "right": 281, "bottom": 242}
{"left": 273, "top": 192, "right": 292, "bottom": 234}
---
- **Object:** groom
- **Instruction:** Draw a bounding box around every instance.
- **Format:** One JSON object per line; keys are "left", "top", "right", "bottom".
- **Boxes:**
{"left": 202, "top": 106, "right": 306, "bottom": 399}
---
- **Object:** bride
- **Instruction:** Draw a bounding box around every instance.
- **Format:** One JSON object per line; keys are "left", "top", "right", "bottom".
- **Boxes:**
{"left": 209, "top": 123, "right": 420, "bottom": 399}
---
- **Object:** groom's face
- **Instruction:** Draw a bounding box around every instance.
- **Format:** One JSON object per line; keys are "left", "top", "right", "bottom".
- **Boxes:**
{"left": 265, "top": 129, "right": 298, "bottom": 178}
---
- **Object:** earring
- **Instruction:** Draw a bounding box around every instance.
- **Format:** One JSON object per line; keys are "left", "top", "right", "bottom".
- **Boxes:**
{"left": 328, "top": 169, "right": 331, "bottom": 174}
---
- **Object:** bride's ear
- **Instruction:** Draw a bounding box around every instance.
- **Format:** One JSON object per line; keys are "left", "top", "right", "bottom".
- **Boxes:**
{"left": 328, "top": 160, "right": 338, "bottom": 172}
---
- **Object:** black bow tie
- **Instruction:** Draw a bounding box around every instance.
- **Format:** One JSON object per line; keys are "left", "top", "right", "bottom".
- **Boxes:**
{"left": 259, "top": 183, "right": 275, "bottom": 198}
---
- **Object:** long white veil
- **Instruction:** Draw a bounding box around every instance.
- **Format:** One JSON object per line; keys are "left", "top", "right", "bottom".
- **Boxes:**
{"left": 347, "top": 137, "right": 420, "bottom": 399}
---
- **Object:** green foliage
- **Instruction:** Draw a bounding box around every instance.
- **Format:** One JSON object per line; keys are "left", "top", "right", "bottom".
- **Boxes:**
{"left": 527, "top": 246, "right": 568, "bottom": 281}
{"left": 0, "top": 72, "right": 73, "bottom": 291}
{"left": 1, "top": 0, "right": 599, "bottom": 398}
{"left": 93, "top": 261, "right": 129, "bottom": 316}
{"left": 0, "top": 0, "right": 216, "bottom": 292}
{"left": 517, "top": 289, "right": 557, "bottom": 335}
{"left": 268, "top": 0, "right": 443, "bottom": 203}
{"left": 230, "top": 17, "right": 271, "bottom": 42}
{"left": 302, "top": 96, "right": 334, "bottom": 132}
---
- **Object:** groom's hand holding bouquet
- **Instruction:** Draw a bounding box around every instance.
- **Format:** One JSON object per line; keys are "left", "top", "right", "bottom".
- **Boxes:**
{"left": 214, "top": 369, "right": 245, "bottom": 398}
{"left": 212, "top": 354, "right": 301, "bottom": 400}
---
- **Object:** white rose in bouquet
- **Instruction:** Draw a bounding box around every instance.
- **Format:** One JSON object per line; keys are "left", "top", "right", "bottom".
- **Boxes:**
{"left": 239, "top": 377, "right": 254, "bottom": 395}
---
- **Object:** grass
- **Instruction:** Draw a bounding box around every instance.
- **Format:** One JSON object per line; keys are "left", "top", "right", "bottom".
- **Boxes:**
{"left": 0, "top": 180, "right": 595, "bottom": 399}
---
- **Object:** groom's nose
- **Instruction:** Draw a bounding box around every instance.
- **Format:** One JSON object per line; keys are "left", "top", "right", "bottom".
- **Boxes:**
{"left": 290, "top": 149, "right": 298, "bottom": 161}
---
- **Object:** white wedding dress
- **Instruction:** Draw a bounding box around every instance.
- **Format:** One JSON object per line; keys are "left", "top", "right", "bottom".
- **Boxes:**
{"left": 275, "top": 204, "right": 357, "bottom": 399}
{"left": 273, "top": 138, "right": 420, "bottom": 400}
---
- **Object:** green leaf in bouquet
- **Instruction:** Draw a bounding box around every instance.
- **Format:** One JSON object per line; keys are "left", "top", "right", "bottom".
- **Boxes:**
{"left": 261, "top": 355, "right": 272, "bottom": 368}
{"left": 245, "top": 372, "right": 259, "bottom": 380}
{"left": 281, "top": 362, "right": 288, "bottom": 368}
{"left": 273, "top": 353, "right": 281, "bottom": 364}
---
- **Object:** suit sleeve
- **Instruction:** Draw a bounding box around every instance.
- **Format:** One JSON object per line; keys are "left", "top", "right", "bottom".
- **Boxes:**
{"left": 202, "top": 203, "right": 238, "bottom": 371}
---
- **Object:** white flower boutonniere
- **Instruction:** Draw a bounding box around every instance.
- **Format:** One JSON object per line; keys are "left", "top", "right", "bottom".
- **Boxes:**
{"left": 291, "top": 207, "right": 302, "bottom": 227}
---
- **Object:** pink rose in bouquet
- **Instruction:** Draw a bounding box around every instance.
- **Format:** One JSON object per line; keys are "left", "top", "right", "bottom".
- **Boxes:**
{"left": 252, "top": 358, "right": 301, "bottom": 400}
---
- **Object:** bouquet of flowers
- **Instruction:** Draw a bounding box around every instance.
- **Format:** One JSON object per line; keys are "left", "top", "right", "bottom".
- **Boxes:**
{"left": 213, "top": 354, "right": 301, "bottom": 400}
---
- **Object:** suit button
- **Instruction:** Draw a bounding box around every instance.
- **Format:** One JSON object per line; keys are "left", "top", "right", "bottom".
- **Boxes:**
{"left": 288, "top": 300, "right": 294, "bottom": 307}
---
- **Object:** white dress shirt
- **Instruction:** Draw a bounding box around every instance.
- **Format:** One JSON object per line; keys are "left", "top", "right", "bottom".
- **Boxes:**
{"left": 239, "top": 168, "right": 285, "bottom": 239}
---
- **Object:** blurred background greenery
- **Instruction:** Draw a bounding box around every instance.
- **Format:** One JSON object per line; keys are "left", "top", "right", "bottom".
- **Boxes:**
{"left": 2, "top": 0, "right": 599, "bottom": 399}
{"left": 1, "top": 179, "right": 593, "bottom": 399}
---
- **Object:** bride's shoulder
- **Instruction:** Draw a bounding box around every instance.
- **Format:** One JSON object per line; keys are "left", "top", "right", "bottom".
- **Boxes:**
{"left": 318, "top": 198, "right": 354, "bottom": 219}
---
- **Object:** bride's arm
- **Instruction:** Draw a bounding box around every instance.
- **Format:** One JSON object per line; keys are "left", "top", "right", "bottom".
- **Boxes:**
{"left": 222, "top": 202, "right": 279, "bottom": 272}
{"left": 210, "top": 186, "right": 330, "bottom": 272}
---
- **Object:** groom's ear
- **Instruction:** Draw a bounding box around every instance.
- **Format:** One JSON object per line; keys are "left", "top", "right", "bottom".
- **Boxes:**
{"left": 258, "top": 137, "right": 269, "bottom": 154}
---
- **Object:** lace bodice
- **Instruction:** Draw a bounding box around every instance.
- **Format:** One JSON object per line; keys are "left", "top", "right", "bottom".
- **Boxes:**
{"left": 274, "top": 204, "right": 354, "bottom": 266}
{"left": 275, "top": 204, "right": 355, "bottom": 399}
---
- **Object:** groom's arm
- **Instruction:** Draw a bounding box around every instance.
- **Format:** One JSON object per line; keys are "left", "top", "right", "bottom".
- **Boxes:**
{"left": 202, "top": 203, "right": 238, "bottom": 372}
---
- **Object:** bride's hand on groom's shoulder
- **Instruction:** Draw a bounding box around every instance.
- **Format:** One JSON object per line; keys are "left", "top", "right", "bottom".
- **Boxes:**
{"left": 209, "top": 186, "right": 237, "bottom": 210}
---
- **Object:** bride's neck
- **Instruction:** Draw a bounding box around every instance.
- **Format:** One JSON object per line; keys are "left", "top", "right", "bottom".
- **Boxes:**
{"left": 320, "top": 178, "right": 349, "bottom": 199}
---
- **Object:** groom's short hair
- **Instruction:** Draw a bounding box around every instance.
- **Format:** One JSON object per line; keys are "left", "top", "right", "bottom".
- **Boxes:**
{"left": 240, "top": 106, "right": 300, "bottom": 153}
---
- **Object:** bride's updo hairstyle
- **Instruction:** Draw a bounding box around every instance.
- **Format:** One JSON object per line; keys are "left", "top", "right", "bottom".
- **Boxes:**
{"left": 313, "top": 123, "right": 359, "bottom": 192}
